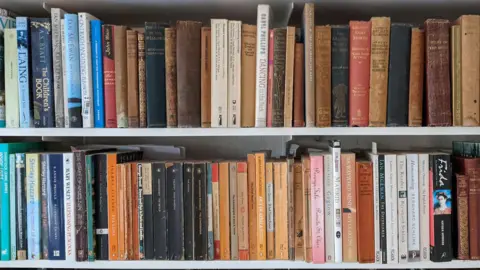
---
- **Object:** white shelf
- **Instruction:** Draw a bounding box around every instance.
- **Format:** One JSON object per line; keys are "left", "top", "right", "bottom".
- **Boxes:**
{"left": 0, "top": 260, "right": 476, "bottom": 269}
{"left": 2, "top": 127, "right": 480, "bottom": 137}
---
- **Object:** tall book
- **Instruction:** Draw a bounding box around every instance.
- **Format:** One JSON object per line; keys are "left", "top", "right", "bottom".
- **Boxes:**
{"left": 315, "top": 25, "right": 331, "bottom": 127}
{"left": 16, "top": 17, "right": 32, "bottom": 128}
{"left": 94, "top": 154, "right": 108, "bottom": 260}
{"left": 271, "top": 28, "right": 286, "bottom": 127}
{"left": 51, "top": 8, "right": 65, "bottom": 127}
{"left": 152, "top": 162, "right": 167, "bottom": 259}
{"left": 247, "top": 154, "right": 257, "bottom": 259}
{"left": 255, "top": 152, "right": 267, "bottom": 259}
{"left": 341, "top": 153, "right": 357, "bottom": 262}
{"left": 5, "top": 29, "right": 18, "bottom": 128}
{"left": 368, "top": 17, "right": 390, "bottom": 127}
{"left": 126, "top": 29, "right": 139, "bottom": 128}
{"left": 368, "top": 151, "right": 380, "bottom": 263}
{"left": 211, "top": 19, "right": 228, "bottom": 128}
{"left": 425, "top": 19, "right": 452, "bottom": 126}
{"left": 184, "top": 163, "right": 195, "bottom": 260}
{"left": 266, "top": 29, "right": 274, "bottom": 127}
{"left": 266, "top": 162, "right": 274, "bottom": 259}
{"left": 194, "top": 162, "right": 208, "bottom": 260}
{"left": 356, "top": 160, "right": 375, "bottom": 263}
{"left": 26, "top": 153, "right": 41, "bottom": 259}
{"left": 176, "top": 21, "right": 202, "bottom": 127}
{"left": 378, "top": 154, "right": 387, "bottom": 263}
{"left": 102, "top": 25, "right": 116, "bottom": 127}
{"left": 255, "top": 5, "right": 270, "bottom": 127}
{"left": 201, "top": 27, "right": 211, "bottom": 128}
{"left": 284, "top": 26, "right": 295, "bottom": 128}
{"left": 137, "top": 33, "right": 146, "bottom": 127}
{"left": 9, "top": 154, "right": 16, "bottom": 260}
{"left": 349, "top": 21, "right": 370, "bottom": 127}
{"left": 406, "top": 153, "right": 420, "bottom": 262}
{"left": 397, "top": 154, "right": 408, "bottom": 263}
{"left": 207, "top": 163, "right": 214, "bottom": 260}
{"left": 323, "top": 154, "right": 334, "bottom": 262}
{"left": 113, "top": 26, "right": 128, "bottom": 128}
{"left": 60, "top": 19, "right": 69, "bottom": 127}
{"left": 287, "top": 158, "right": 296, "bottom": 260}
{"left": 15, "top": 153, "right": 27, "bottom": 260}
{"left": 85, "top": 155, "right": 95, "bottom": 260}
{"left": 293, "top": 41, "right": 304, "bottom": 127}
{"left": 47, "top": 154, "right": 66, "bottom": 260}
{"left": 91, "top": 20, "right": 105, "bottom": 128}
{"left": 302, "top": 3, "right": 315, "bottom": 127}
{"left": 293, "top": 161, "right": 304, "bottom": 260}
{"left": 301, "top": 156, "right": 312, "bottom": 262}
{"left": 274, "top": 161, "right": 288, "bottom": 260}
{"left": 451, "top": 25, "right": 462, "bottom": 127}
{"left": 141, "top": 162, "right": 153, "bottom": 260}
{"left": 63, "top": 153, "right": 75, "bottom": 261}
{"left": 40, "top": 155, "right": 49, "bottom": 259}
{"left": 310, "top": 154, "right": 324, "bottom": 263}
{"left": 407, "top": 28, "right": 425, "bottom": 127}
{"left": 331, "top": 25, "right": 349, "bottom": 127}
{"left": 385, "top": 154, "right": 398, "bottom": 264}
{"left": 228, "top": 21, "right": 241, "bottom": 127}
{"left": 455, "top": 172, "right": 470, "bottom": 259}
{"left": 165, "top": 27, "right": 177, "bottom": 128}
{"left": 211, "top": 163, "right": 221, "bottom": 259}
{"left": 418, "top": 153, "right": 430, "bottom": 261}
{"left": 166, "top": 162, "right": 184, "bottom": 259}
{"left": 329, "top": 140, "right": 342, "bottom": 262}
{"left": 137, "top": 163, "right": 145, "bottom": 259}
{"left": 241, "top": 24, "right": 256, "bottom": 127}
{"left": 219, "top": 162, "right": 230, "bottom": 260}
{"left": 229, "top": 162, "right": 239, "bottom": 259}
{"left": 130, "top": 163, "right": 139, "bottom": 260}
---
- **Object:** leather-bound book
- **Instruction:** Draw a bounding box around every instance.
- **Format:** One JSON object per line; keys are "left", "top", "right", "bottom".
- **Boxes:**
{"left": 266, "top": 30, "right": 274, "bottom": 127}
{"left": 284, "top": 26, "right": 295, "bottom": 128}
{"left": 114, "top": 26, "right": 128, "bottom": 128}
{"left": 356, "top": 160, "right": 375, "bottom": 263}
{"left": 137, "top": 33, "right": 147, "bottom": 127}
{"left": 455, "top": 173, "right": 469, "bottom": 259}
{"left": 176, "top": 21, "right": 202, "bottom": 127}
{"left": 293, "top": 43, "right": 305, "bottom": 127}
{"left": 241, "top": 24, "right": 256, "bottom": 127}
{"left": 331, "top": 25, "right": 349, "bottom": 127}
{"left": 425, "top": 19, "right": 452, "bottom": 126}
{"left": 451, "top": 25, "right": 462, "bottom": 126}
{"left": 315, "top": 25, "right": 331, "bottom": 127}
{"left": 165, "top": 27, "right": 178, "bottom": 127}
{"left": 348, "top": 21, "right": 370, "bottom": 127}
{"left": 102, "top": 25, "right": 117, "bottom": 128}
{"left": 126, "top": 30, "right": 139, "bottom": 128}
{"left": 201, "top": 27, "right": 211, "bottom": 128}
{"left": 272, "top": 28, "right": 287, "bottom": 127}
{"left": 302, "top": 3, "right": 315, "bottom": 127}
{"left": 407, "top": 28, "right": 425, "bottom": 127}
{"left": 386, "top": 23, "right": 412, "bottom": 127}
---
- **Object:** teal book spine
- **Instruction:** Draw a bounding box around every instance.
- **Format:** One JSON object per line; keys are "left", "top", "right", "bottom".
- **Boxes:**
{"left": 9, "top": 154, "right": 16, "bottom": 260}
{"left": 86, "top": 155, "right": 95, "bottom": 261}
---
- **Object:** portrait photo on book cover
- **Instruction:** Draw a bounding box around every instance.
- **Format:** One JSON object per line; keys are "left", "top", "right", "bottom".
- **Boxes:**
{"left": 433, "top": 190, "right": 452, "bottom": 215}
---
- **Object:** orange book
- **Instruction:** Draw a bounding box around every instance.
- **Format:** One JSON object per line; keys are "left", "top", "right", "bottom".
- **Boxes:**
{"left": 131, "top": 163, "right": 140, "bottom": 260}
{"left": 356, "top": 160, "right": 375, "bottom": 263}
{"left": 275, "top": 161, "right": 289, "bottom": 260}
{"left": 293, "top": 161, "right": 304, "bottom": 260}
{"left": 117, "top": 164, "right": 127, "bottom": 260}
{"left": 107, "top": 154, "right": 119, "bottom": 260}
{"left": 341, "top": 153, "right": 357, "bottom": 262}
{"left": 247, "top": 154, "right": 258, "bottom": 259}
{"left": 125, "top": 163, "right": 133, "bottom": 259}
{"left": 255, "top": 152, "right": 267, "bottom": 260}
{"left": 302, "top": 156, "right": 312, "bottom": 262}
{"left": 266, "top": 162, "right": 275, "bottom": 259}
{"left": 237, "top": 161, "right": 250, "bottom": 260}
{"left": 219, "top": 162, "right": 231, "bottom": 260}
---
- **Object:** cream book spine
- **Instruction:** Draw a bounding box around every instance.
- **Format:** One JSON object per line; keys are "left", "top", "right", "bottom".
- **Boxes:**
{"left": 5, "top": 28, "right": 19, "bottom": 127}
{"left": 211, "top": 19, "right": 228, "bottom": 127}
{"left": 418, "top": 153, "right": 430, "bottom": 261}
{"left": 228, "top": 20, "right": 241, "bottom": 127}
{"left": 254, "top": 4, "right": 270, "bottom": 127}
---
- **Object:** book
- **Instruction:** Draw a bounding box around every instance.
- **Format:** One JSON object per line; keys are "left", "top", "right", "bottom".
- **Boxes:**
{"left": 454, "top": 172, "right": 469, "bottom": 259}
{"left": 165, "top": 27, "right": 177, "bottom": 128}
{"left": 91, "top": 20, "right": 105, "bottom": 128}
{"left": 47, "top": 154, "right": 66, "bottom": 260}
{"left": 303, "top": 3, "right": 315, "bottom": 127}
{"left": 310, "top": 154, "right": 324, "bottom": 263}
{"left": 267, "top": 29, "right": 274, "bottom": 127}
{"left": 407, "top": 28, "right": 425, "bottom": 127}
{"left": 194, "top": 162, "right": 208, "bottom": 260}
{"left": 356, "top": 160, "right": 375, "bottom": 263}
{"left": 302, "top": 156, "right": 312, "bottom": 262}
{"left": 117, "top": 164, "right": 127, "bottom": 260}
{"left": 271, "top": 28, "right": 286, "bottom": 127}
{"left": 26, "top": 153, "right": 40, "bottom": 259}
{"left": 247, "top": 154, "right": 257, "bottom": 259}
{"left": 293, "top": 42, "right": 304, "bottom": 127}
{"left": 152, "top": 162, "right": 167, "bottom": 259}
{"left": 385, "top": 154, "right": 398, "bottom": 263}
{"left": 287, "top": 158, "right": 295, "bottom": 260}
{"left": 15, "top": 153, "right": 27, "bottom": 260}
{"left": 141, "top": 162, "right": 153, "bottom": 259}
{"left": 130, "top": 163, "right": 139, "bottom": 260}
{"left": 406, "top": 153, "right": 420, "bottom": 261}
{"left": 451, "top": 25, "right": 462, "bottom": 127}
{"left": 255, "top": 152, "right": 267, "bottom": 259}
{"left": 241, "top": 24, "right": 256, "bottom": 128}
{"left": 201, "top": 27, "right": 211, "bottom": 128}
{"left": 94, "top": 154, "right": 108, "bottom": 260}
{"left": 40, "top": 155, "right": 49, "bottom": 259}
{"left": 419, "top": 153, "right": 430, "bottom": 261}
{"left": 368, "top": 151, "right": 380, "bottom": 263}
{"left": 126, "top": 29, "right": 139, "bottom": 128}
{"left": 266, "top": 162, "right": 274, "bottom": 259}
{"left": 51, "top": 8, "right": 65, "bottom": 127}
{"left": 211, "top": 162, "right": 220, "bottom": 259}
{"left": 61, "top": 19, "right": 69, "bottom": 127}
{"left": 211, "top": 19, "right": 228, "bottom": 128}
{"left": 397, "top": 154, "right": 408, "bottom": 263}
{"left": 323, "top": 153, "right": 333, "bottom": 262}
{"left": 378, "top": 154, "right": 386, "bottom": 263}
{"left": 137, "top": 163, "right": 145, "bottom": 259}
{"left": 237, "top": 161, "right": 249, "bottom": 260}
{"left": 228, "top": 21, "right": 241, "bottom": 128}
{"left": 274, "top": 161, "right": 289, "bottom": 260}
{"left": 138, "top": 32, "right": 146, "bottom": 128}
{"left": 219, "top": 162, "right": 230, "bottom": 259}
{"left": 113, "top": 26, "right": 128, "bottom": 128}
{"left": 184, "top": 163, "right": 195, "bottom": 260}
{"left": 63, "top": 153, "right": 75, "bottom": 261}
{"left": 255, "top": 5, "right": 270, "bottom": 127}
{"left": 5, "top": 28, "right": 18, "bottom": 127}
{"left": 341, "top": 153, "right": 356, "bottom": 262}
{"left": 229, "top": 162, "right": 239, "bottom": 259}
{"left": 330, "top": 140, "right": 342, "bottom": 262}
{"left": 331, "top": 25, "right": 349, "bottom": 127}
{"left": 9, "top": 154, "right": 16, "bottom": 260}
{"left": 293, "top": 161, "right": 304, "bottom": 260}
{"left": 166, "top": 162, "right": 184, "bottom": 259}
{"left": 315, "top": 25, "right": 331, "bottom": 127}
{"left": 284, "top": 26, "right": 295, "bottom": 128}
{"left": 207, "top": 163, "right": 214, "bottom": 260}
{"left": 16, "top": 17, "right": 32, "bottom": 128}
{"left": 125, "top": 163, "right": 133, "bottom": 260}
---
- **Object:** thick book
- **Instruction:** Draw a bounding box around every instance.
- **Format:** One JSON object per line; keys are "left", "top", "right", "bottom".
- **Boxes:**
{"left": 15, "top": 153, "right": 27, "bottom": 260}
{"left": 293, "top": 42, "right": 304, "bottom": 127}
{"left": 51, "top": 8, "right": 65, "bottom": 127}
{"left": 341, "top": 153, "right": 357, "bottom": 262}
{"left": 425, "top": 19, "right": 452, "bottom": 126}
{"left": 184, "top": 162, "right": 195, "bottom": 260}
{"left": 194, "top": 162, "right": 208, "bottom": 260}
{"left": 152, "top": 162, "right": 167, "bottom": 260}
{"left": 356, "top": 160, "right": 375, "bottom": 263}
{"left": 166, "top": 162, "right": 184, "bottom": 260}
{"left": 219, "top": 162, "right": 231, "bottom": 259}
{"left": 241, "top": 24, "right": 256, "bottom": 127}
{"left": 91, "top": 20, "right": 105, "bottom": 128}
{"left": 310, "top": 154, "right": 324, "bottom": 263}
{"left": 26, "top": 153, "right": 41, "bottom": 259}
{"left": 228, "top": 21, "right": 242, "bottom": 127}
{"left": 284, "top": 27, "right": 295, "bottom": 128}
{"left": 331, "top": 25, "right": 349, "bottom": 127}
{"left": 165, "top": 27, "right": 177, "bottom": 128}
{"left": 16, "top": 17, "right": 32, "bottom": 128}
{"left": 102, "top": 25, "right": 117, "bottom": 128}
{"left": 47, "top": 154, "right": 66, "bottom": 260}
{"left": 397, "top": 155, "right": 408, "bottom": 263}
{"left": 386, "top": 23, "right": 411, "bottom": 127}
{"left": 315, "top": 25, "right": 331, "bottom": 127}
{"left": 142, "top": 162, "right": 154, "bottom": 260}
{"left": 271, "top": 28, "right": 286, "bottom": 127}
{"left": 293, "top": 161, "right": 304, "bottom": 260}
{"left": 302, "top": 3, "right": 315, "bottom": 127}
{"left": 211, "top": 19, "right": 228, "bottom": 128}
{"left": 176, "top": 21, "right": 202, "bottom": 127}
{"left": 63, "top": 153, "right": 75, "bottom": 261}
{"left": 114, "top": 26, "right": 128, "bottom": 128}
{"left": 230, "top": 162, "right": 239, "bottom": 259}
{"left": 406, "top": 153, "right": 420, "bottom": 262}
{"left": 266, "top": 162, "right": 274, "bottom": 259}
{"left": 451, "top": 25, "right": 462, "bottom": 126}
{"left": 201, "top": 27, "right": 211, "bottom": 128}
{"left": 237, "top": 162, "right": 249, "bottom": 260}
{"left": 407, "top": 28, "right": 425, "bottom": 127}
{"left": 5, "top": 28, "right": 19, "bottom": 128}
{"left": 138, "top": 33, "right": 147, "bottom": 128}
{"left": 301, "top": 157, "right": 312, "bottom": 262}
{"left": 247, "top": 155, "right": 257, "bottom": 259}
{"left": 255, "top": 5, "right": 270, "bottom": 127}
{"left": 127, "top": 30, "right": 139, "bottom": 128}
{"left": 455, "top": 173, "right": 470, "bottom": 259}
{"left": 207, "top": 163, "right": 214, "bottom": 260}
{"left": 348, "top": 21, "right": 370, "bottom": 127}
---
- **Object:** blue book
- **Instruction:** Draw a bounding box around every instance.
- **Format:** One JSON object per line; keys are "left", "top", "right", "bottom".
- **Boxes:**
{"left": 47, "top": 153, "right": 65, "bottom": 260}
{"left": 16, "top": 17, "right": 32, "bottom": 128}
{"left": 206, "top": 163, "right": 214, "bottom": 260}
{"left": 26, "top": 153, "right": 41, "bottom": 259}
{"left": 64, "top": 14, "right": 82, "bottom": 128}
{"left": 90, "top": 20, "right": 104, "bottom": 128}
{"left": 30, "top": 18, "right": 55, "bottom": 128}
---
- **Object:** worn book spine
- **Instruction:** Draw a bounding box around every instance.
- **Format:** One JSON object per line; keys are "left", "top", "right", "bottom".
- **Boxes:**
{"left": 266, "top": 162, "right": 274, "bottom": 259}
{"left": 247, "top": 154, "right": 257, "bottom": 259}
{"left": 341, "top": 153, "right": 357, "bottom": 262}
{"left": 385, "top": 154, "right": 398, "bottom": 264}
{"left": 211, "top": 163, "right": 221, "bottom": 259}
{"left": 51, "top": 8, "right": 65, "bottom": 127}
{"left": 229, "top": 162, "right": 239, "bottom": 259}
{"left": 293, "top": 161, "right": 304, "bottom": 260}
{"left": 293, "top": 43, "right": 305, "bottom": 127}
{"left": 349, "top": 21, "right": 370, "bottom": 127}
{"left": 211, "top": 19, "right": 228, "bottom": 128}
{"left": 165, "top": 27, "right": 177, "bottom": 128}
{"left": 125, "top": 164, "right": 133, "bottom": 260}
{"left": 451, "top": 25, "right": 462, "bottom": 126}
{"left": 91, "top": 20, "right": 105, "bottom": 128}
{"left": 397, "top": 155, "right": 408, "bottom": 263}
{"left": 201, "top": 27, "right": 211, "bottom": 127}
{"left": 177, "top": 21, "right": 202, "bottom": 127}
{"left": 256, "top": 153, "right": 267, "bottom": 260}
{"left": 167, "top": 162, "right": 184, "bottom": 260}
{"left": 78, "top": 13, "right": 96, "bottom": 128}
{"left": 406, "top": 154, "right": 420, "bottom": 262}
{"left": 301, "top": 156, "right": 312, "bottom": 262}
{"left": 272, "top": 28, "right": 286, "bottom": 127}
{"left": 241, "top": 24, "right": 256, "bottom": 127}
{"left": 266, "top": 30, "right": 274, "bottom": 127}
{"left": 63, "top": 153, "right": 75, "bottom": 261}
{"left": 255, "top": 5, "right": 270, "bottom": 127}
{"left": 102, "top": 25, "right": 117, "bottom": 128}
{"left": 418, "top": 154, "right": 430, "bottom": 261}
{"left": 130, "top": 163, "right": 139, "bottom": 260}
{"left": 94, "top": 154, "right": 108, "bottom": 260}
{"left": 106, "top": 155, "right": 118, "bottom": 260}
{"left": 5, "top": 29, "right": 19, "bottom": 128}
{"left": 407, "top": 28, "right": 425, "bottom": 127}
{"left": 425, "top": 19, "right": 452, "bottom": 126}
{"left": 368, "top": 17, "right": 390, "bottom": 127}
{"left": 40, "top": 155, "right": 49, "bottom": 259}
{"left": 126, "top": 30, "right": 139, "bottom": 127}
{"left": 303, "top": 3, "right": 315, "bottom": 127}
{"left": 152, "top": 162, "right": 167, "bottom": 259}
{"left": 145, "top": 22, "right": 166, "bottom": 128}
{"left": 114, "top": 26, "right": 128, "bottom": 128}
{"left": 310, "top": 155, "right": 324, "bottom": 263}
{"left": 30, "top": 18, "right": 54, "bottom": 127}
{"left": 17, "top": 17, "right": 32, "bottom": 128}
{"left": 228, "top": 21, "right": 241, "bottom": 127}
{"left": 237, "top": 162, "right": 249, "bottom": 260}
{"left": 47, "top": 154, "right": 65, "bottom": 260}
{"left": 219, "top": 162, "right": 231, "bottom": 259}
{"left": 183, "top": 163, "right": 195, "bottom": 260}
{"left": 137, "top": 33, "right": 146, "bottom": 127}
{"left": 287, "top": 158, "right": 295, "bottom": 260}
{"left": 207, "top": 164, "right": 214, "bottom": 260}
{"left": 331, "top": 26, "right": 349, "bottom": 127}
{"left": 356, "top": 161, "right": 375, "bottom": 263}
{"left": 284, "top": 27, "right": 295, "bottom": 128}
{"left": 15, "top": 153, "right": 27, "bottom": 260}
{"left": 26, "top": 153, "right": 40, "bottom": 259}
{"left": 194, "top": 163, "right": 207, "bottom": 260}
{"left": 315, "top": 26, "right": 331, "bottom": 127}
{"left": 455, "top": 173, "right": 469, "bottom": 259}
{"left": 74, "top": 151, "right": 88, "bottom": 261}
{"left": 141, "top": 163, "right": 153, "bottom": 259}
{"left": 86, "top": 156, "right": 95, "bottom": 261}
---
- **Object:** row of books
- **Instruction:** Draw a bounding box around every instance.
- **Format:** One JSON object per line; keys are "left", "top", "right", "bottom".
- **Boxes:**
{"left": 0, "top": 4, "right": 478, "bottom": 129}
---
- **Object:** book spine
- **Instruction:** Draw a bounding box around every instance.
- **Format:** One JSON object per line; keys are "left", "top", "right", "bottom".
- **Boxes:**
{"left": 241, "top": 24, "right": 256, "bottom": 127}
{"left": 94, "top": 154, "right": 108, "bottom": 260}
{"left": 455, "top": 173, "right": 469, "bottom": 259}
{"left": 61, "top": 19, "right": 69, "bottom": 127}
{"left": 78, "top": 13, "right": 95, "bottom": 127}
{"left": 130, "top": 164, "right": 139, "bottom": 260}
{"left": 369, "top": 154, "right": 380, "bottom": 263}
{"left": 315, "top": 26, "right": 331, "bottom": 127}
{"left": 331, "top": 26, "right": 349, "bottom": 127}
{"left": 126, "top": 30, "right": 139, "bottom": 128}
{"left": 385, "top": 154, "right": 398, "bottom": 264}
{"left": 0, "top": 151, "right": 10, "bottom": 259}
{"left": 85, "top": 156, "right": 95, "bottom": 261}
{"left": 406, "top": 154, "right": 420, "bottom": 261}
{"left": 293, "top": 162, "right": 304, "bottom": 260}
{"left": 284, "top": 26, "right": 295, "bottom": 128}
{"left": 211, "top": 19, "right": 228, "bottom": 128}
{"left": 91, "top": 20, "right": 105, "bottom": 127}
{"left": 102, "top": 25, "right": 116, "bottom": 128}
{"left": 194, "top": 163, "right": 207, "bottom": 260}
{"left": 64, "top": 14, "right": 83, "bottom": 128}
{"left": 310, "top": 155, "right": 325, "bottom": 263}
{"left": 126, "top": 165, "right": 133, "bottom": 260}
{"left": 397, "top": 155, "right": 408, "bottom": 263}
{"left": 184, "top": 163, "right": 194, "bottom": 260}
{"left": 407, "top": 28, "right": 425, "bottom": 127}
{"left": 272, "top": 28, "right": 286, "bottom": 127}
{"left": 74, "top": 151, "right": 87, "bottom": 261}
{"left": 16, "top": 17, "right": 32, "bottom": 128}
{"left": 137, "top": 33, "right": 146, "bottom": 128}
{"left": 324, "top": 154, "right": 334, "bottom": 262}
{"left": 247, "top": 154, "right": 257, "bottom": 259}
{"left": 9, "top": 154, "right": 16, "bottom": 260}
{"left": 26, "top": 153, "right": 40, "bottom": 259}
{"left": 117, "top": 165, "right": 126, "bottom": 260}
{"left": 142, "top": 163, "right": 153, "bottom": 259}
{"left": 255, "top": 5, "right": 270, "bottom": 127}
{"left": 276, "top": 162, "right": 289, "bottom": 260}
{"left": 229, "top": 162, "right": 239, "bottom": 259}
{"left": 287, "top": 158, "right": 295, "bottom": 260}
{"left": 219, "top": 162, "right": 231, "bottom": 260}
{"left": 15, "top": 153, "right": 27, "bottom": 260}
{"left": 418, "top": 154, "right": 430, "bottom": 261}
{"left": 211, "top": 163, "right": 221, "bottom": 259}
{"left": 5, "top": 29, "right": 19, "bottom": 128}
{"left": 237, "top": 162, "right": 249, "bottom": 260}
{"left": 368, "top": 17, "right": 390, "bottom": 127}
{"left": 152, "top": 162, "right": 167, "bottom": 259}
{"left": 341, "top": 153, "right": 357, "bottom": 262}
{"left": 293, "top": 42, "right": 304, "bottom": 127}
{"left": 113, "top": 26, "right": 127, "bottom": 128}
{"left": 302, "top": 3, "right": 315, "bottom": 127}
{"left": 201, "top": 27, "right": 212, "bottom": 128}
{"left": 63, "top": 153, "right": 75, "bottom": 261}
{"left": 302, "top": 157, "right": 312, "bottom": 262}
{"left": 165, "top": 27, "right": 177, "bottom": 128}
{"left": 330, "top": 141, "right": 342, "bottom": 262}
{"left": 47, "top": 154, "right": 65, "bottom": 260}
{"left": 40, "top": 155, "right": 49, "bottom": 259}
{"left": 349, "top": 21, "right": 370, "bottom": 127}
{"left": 107, "top": 154, "right": 118, "bottom": 260}
{"left": 0, "top": 23, "right": 4, "bottom": 127}
{"left": 266, "top": 162, "right": 274, "bottom": 259}
{"left": 166, "top": 162, "right": 184, "bottom": 260}
{"left": 451, "top": 25, "right": 461, "bottom": 126}
{"left": 266, "top": 30, "right": 274, "bottom": 127}
{"left": 207, "top": 164, "right": 214, "bottom": 260}
{"left": 255, "top": 153, "right": 266, "bottom": 259}
{"left": 137, "top": 163, "right": 144, "bottom": 259}
{"left": 228, "top": 21, "right": 241, "bottom": 127}
{"left": 356, "top": 161, "right": 375, "bottom": 263}
{"left": 51, "top": 8, "right": 65, "bottom": 127}
{"left": 378, "top": 155, "right": 386, "bottom": 264}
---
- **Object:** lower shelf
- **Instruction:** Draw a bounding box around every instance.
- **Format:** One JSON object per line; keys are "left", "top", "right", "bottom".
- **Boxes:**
{"left": 0, "top": 260, "right": 476, "bottom": 269}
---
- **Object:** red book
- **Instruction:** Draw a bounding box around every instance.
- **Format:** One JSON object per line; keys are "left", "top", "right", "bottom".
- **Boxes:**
{"left": 266, "top": 29, "right": 274, "bottom": 127}
{"left": 102, "top": 25, "right": 117, "bottom": 128}
{"left": 212, "top": 163, "right": 221, "bottom": 260}
{"left": 349, "top": 21, "right": 371, "bottom": 127}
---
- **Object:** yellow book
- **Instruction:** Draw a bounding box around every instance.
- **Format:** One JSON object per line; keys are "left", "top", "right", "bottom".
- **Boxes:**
{"left": 275, "top": 161, "right": 289, "bottom": 260}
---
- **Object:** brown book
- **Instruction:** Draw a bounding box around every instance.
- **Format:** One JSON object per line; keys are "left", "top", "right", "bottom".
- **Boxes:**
{"left": 286, "top": 158, "right": 295, "bottom": 260}
{"left": 315, "top": 25, "right": 331, "bottom": 127}
{"left": 237, "top": 161, "right": 249, "bottom": 260}
{"left": 368, "top": 17, "right": 390, "bottom": 127}
{"left": 303, "top": 3, "right": 315, "bottom": 127}
{"left": 165, "top": 27, "right": 178, "bottom": 127}
{"left": 241, "top": 24, "right": 256, "bottom": 127}
{"left": 126, "top": 30, "right": 139, "bottom": 128}
{"left": 424, "top": 19, "right": 452, "bottom": 126}
{"left": 451, "top": 25, "right": 462, "bottom": 126}
{"left": 356, "top": 161, "right": 375, "bottom": 263}
{"left": 293, "top": 161, "right": 304, "bottom": 260}
{"left": 302, "top": 156, "right": 312, "bottom": 262}
{"left": 284, "top": 27, "right": 295, "bottom": 128}
{"left": 131, "top": 163, "right": 140, "bottom": 260}
{"left": 117, "top": 164, "right": 127, "bottom": 260}
{"left": 455, "top": 173, "right": 470, "bottom": 259}
{"left": 293, "top": 43, "right": 305, "bottom": 127}
{"left": 176, "top": 21, "right": 202, "bottom": 127}
{"left": 125, "top": 163, "right": 133, "bottom": 259}
{"left": 114, "top": 26, "right": 128, "bottom": 128}
{"left": 407, "top": 28, "right": 425, "bottom": 127}
{"left": 247, "top": 154, "right": 258, "bottom": 259}
{"left": 255, "top": 152, "right": 267, "bottom": 260}
{"left": 272, "top": 28, "right": 287, "bottom": 127}
{"left": 341, "top": 153, "right": 357, "bottom": 262}
{"left": 201, "top": 27, "right": 211, "bottom": 127}
{"left": 137, "top": 32, "right": 147, "bottom": 128}
{"left": 274, "top": 161, "right": 289, "bottom": 260}
{"left": 266, "top": 162, "right": 275, "bottom": 259}
{"left": 219, "top": 162, "right": 231, "bottom": 260}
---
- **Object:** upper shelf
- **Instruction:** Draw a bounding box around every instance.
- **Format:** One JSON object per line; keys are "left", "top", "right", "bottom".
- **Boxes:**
{"left": 2, "top": 127, "right": 480, "bottom": 137}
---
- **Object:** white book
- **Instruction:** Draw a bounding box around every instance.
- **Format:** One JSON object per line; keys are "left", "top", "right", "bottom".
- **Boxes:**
{"left": 397, "top": 154, "right": 408, "bottom": 263}
{"left": 78, "top": 12, "right": 97, "bottom": 128}
{"left": 329, "top": 140, "right": 342, "bottom": 263}
{"left": 211, "top": 19, "right": 228, "bottom": 127}
{"left": 368, "top": 152, "right": 381, "bottom": 263}
{"left": 61, "top": 18, "right": 69, "bottom": 128}
{"left": 9, "top": 154, "right": 16, "bottom": 260}
{"left": 406, "top": 153, "right": 420, "bottom": 262}
{"left": 51, "top": 8, "right": 65, "bottom": 127}
{"left": 302, "top": 3, "right": 315, "bottom": 127}
{"left": 323, "top": 154, "right": 334, "bottom": 262}
{"left": 418, "top": 153, "right": 430, "bottom": 261}
{"left": 63, "top": 153, "right": 76, "bottom": 261}
{"left": 254, "top": 4, "right": 270, "bottom": 127}
{"left": 385, "top": 154, "right": 398, "bottom": 264}
{"left": 5, "top": 28, "right": 19, "bottom": 128}
{"left": 227, "top": 20, "right": 241, "bottom": 127}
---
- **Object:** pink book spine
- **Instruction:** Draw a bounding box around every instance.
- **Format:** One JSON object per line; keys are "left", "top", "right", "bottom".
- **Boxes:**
{"left": 311, "top": 154, "right": 325, "bottom": 263}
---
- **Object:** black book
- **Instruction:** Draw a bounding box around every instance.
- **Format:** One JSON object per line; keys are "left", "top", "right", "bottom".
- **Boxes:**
{"left": 331, "top": 25, "right": 349, "bottom": 127}
{"left": 184, "top": 162, "right": 194, "bottom": 260}
{"left": 152, "top": 162, "right": 168, "bottom": 260}
{"left": 379, "top": 154, "right": 387, "bottom": 264}
{"left": 15, "top": 153, "right": 27, "bottom": 260}
{"left": 386, "top": 23, "right": 412, "bottom": 127}
{"left": 94, "top": 154, "right": 108, "bottom": 260}
{"left": 143, "top": 162, "right": 154, "bottom": 259}
{"left": 194, "top": 162, "right": 208, "bottom": 260}
{"left": 167, "top": 162, "right": 184, "bottom": 260}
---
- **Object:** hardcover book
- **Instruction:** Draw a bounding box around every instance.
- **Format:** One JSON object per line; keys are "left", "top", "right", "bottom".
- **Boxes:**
{"left": 165, "top": 27, "right": 177, "bottom": 128}
{"left": 271, "top": 28, "right": 286, "bottom": 127}
{"left": 407, "top": 28, "right": 425, "bottom": 127}
{"left": 138, "top": 33, "right": 146, "bottom": 128}
{"left": 315, "top": 26, "right": 331, "bottom": 127}
{"left": 127, "top": 29, "right": 139, "bottom": 128}
{"left": 284, "top": 26, "right": 295, "bottom": 128}
{"left": 293, "top": 42, "right": 304, "bottom": 127}
{"left": 241, "top": 24, "right": 256, "bottom": 128}
{"left": 302, "top": 3, "right": 315, "bottom": 127}
{"left": 331, "top": 26, "right": 349, "bottom": 127}
{"left": 114, "top": 26, "right": 128, "bottom": 128}
{"left": 51, "top": 8, "right": 65, "bottom": 127}
{"left": 201, "top": 27, "right": 211, "bottom": 128}
{"left": 102, "top": 24, "right": 116, "bottom": 128}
